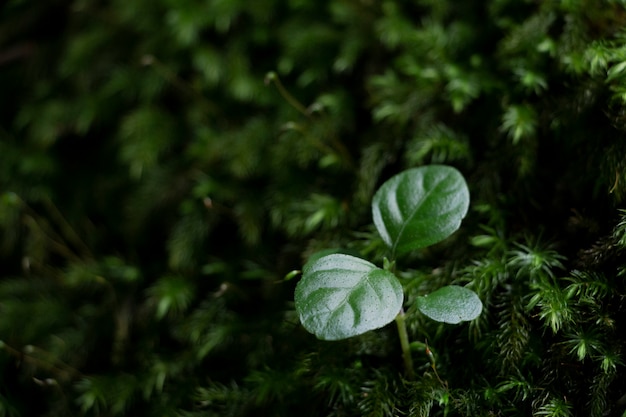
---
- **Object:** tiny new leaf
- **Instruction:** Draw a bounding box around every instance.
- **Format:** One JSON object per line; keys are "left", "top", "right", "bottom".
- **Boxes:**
{"left": 415, "top": 285, "right": 482, "bottom": 324}
{"left": 372, "top": 165, "right": 470, "bottom": 257}
{"left": 295, "top": 254, "right": 403, "bottom": 340}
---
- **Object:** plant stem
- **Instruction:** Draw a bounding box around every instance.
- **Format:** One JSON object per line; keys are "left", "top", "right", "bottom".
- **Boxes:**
{"left": 266, "top": 72, "right": 356, "bottom": 170}
{"left": 395, "top": 309, "right": 415, "bottom": 379}
{"left": 142, "top": 55, "right": 217, "bottom": 117}
{"left": 42, "top": 196, "right": 93, "bottom": 259}
{"left": 265, "top": 72, "right": 310, "bottom": 117}
{"left": 0, "top": 341, "right": 81, "bottom": 380}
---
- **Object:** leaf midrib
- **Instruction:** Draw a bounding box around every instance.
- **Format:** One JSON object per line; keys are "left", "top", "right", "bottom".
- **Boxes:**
{"left": 307, "top": 271, "right": 392, "bottom": 338}
{"left": 390, "top": 178, "right": 441, "bottom": 257}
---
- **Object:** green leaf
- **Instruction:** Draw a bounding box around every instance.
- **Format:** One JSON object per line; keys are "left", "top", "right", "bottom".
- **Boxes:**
{"left": 607, "top": 60, "right": 626, "bottom": 82}
{"left": 501, "top": 104, "right": 537, "bottom": 144}
{"left": 372, "top": 165, "right": 469, "bottom": 257}
{"left": 147, "top": 276, "right": 195, "bottom": 320}
{"left": 415, "top": 285, "right": 482, "bottom": 324}
{"left": 295, "top": 254, "right": 403, "bottom": 340}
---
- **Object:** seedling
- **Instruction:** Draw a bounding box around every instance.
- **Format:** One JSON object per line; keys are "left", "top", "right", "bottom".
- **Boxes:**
{"left": 294, "top": 165, "right": 482, "bottom": 377}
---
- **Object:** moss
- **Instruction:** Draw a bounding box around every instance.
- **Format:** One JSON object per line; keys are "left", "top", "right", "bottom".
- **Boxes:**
{"left": 1, "top": 0, "right": 626, "bottom": 415}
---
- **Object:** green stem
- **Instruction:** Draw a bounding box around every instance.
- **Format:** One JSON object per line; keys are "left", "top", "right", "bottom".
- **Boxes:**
{"left": 42, "top": 196, "right": 93, "bottom": 259}
{"left": 265, "top": 72, "right": 310, "bottom": 117}
{"left": 266, "top": 72, "right": 356, "bottom": 170}
{"left": 0, "top": 341, "right": 82, "bottom": 380}
{"left": 143, "top": 55, "right": 217, "bottom": 116}
{"left": 395, "top": 308, "right": 415, "bottom": 379}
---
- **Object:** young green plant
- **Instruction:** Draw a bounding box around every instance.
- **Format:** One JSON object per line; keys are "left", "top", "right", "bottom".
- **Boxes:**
{"left": 294, "top": 165, "right": 482, "bottom": 378}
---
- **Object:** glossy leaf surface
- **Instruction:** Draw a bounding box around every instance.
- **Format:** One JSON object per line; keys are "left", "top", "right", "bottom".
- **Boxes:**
{"left": 295, "top": 254, "right": 403, "bottom": 340}
{"left": 372, "top": 165, "right": 469, "bottom": 257}
{"left": 415, "top": 285, "right": 482, "bottom": 324}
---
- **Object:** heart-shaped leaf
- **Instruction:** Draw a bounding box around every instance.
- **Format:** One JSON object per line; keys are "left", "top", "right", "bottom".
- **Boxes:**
{"left": 295, "top": 254, "right": 403, "bottom": 340}
{"left": 372, "top": 165, "right": 470, "bottom": 257}
{"left": 415, "top": 285, "right": 482, "bottom": 324}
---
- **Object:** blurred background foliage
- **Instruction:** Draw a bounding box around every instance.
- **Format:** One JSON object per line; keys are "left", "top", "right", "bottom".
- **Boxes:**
{"left": 2, "top": 0, "right": 626, "bottom": 415}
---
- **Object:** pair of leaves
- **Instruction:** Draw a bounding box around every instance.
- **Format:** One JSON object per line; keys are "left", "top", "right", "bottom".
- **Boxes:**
{"left": 295, "top": 165, "right": 481, "bottom": 340}
{"left": 296, "top": 253, "right": 482, "bottom": 340}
